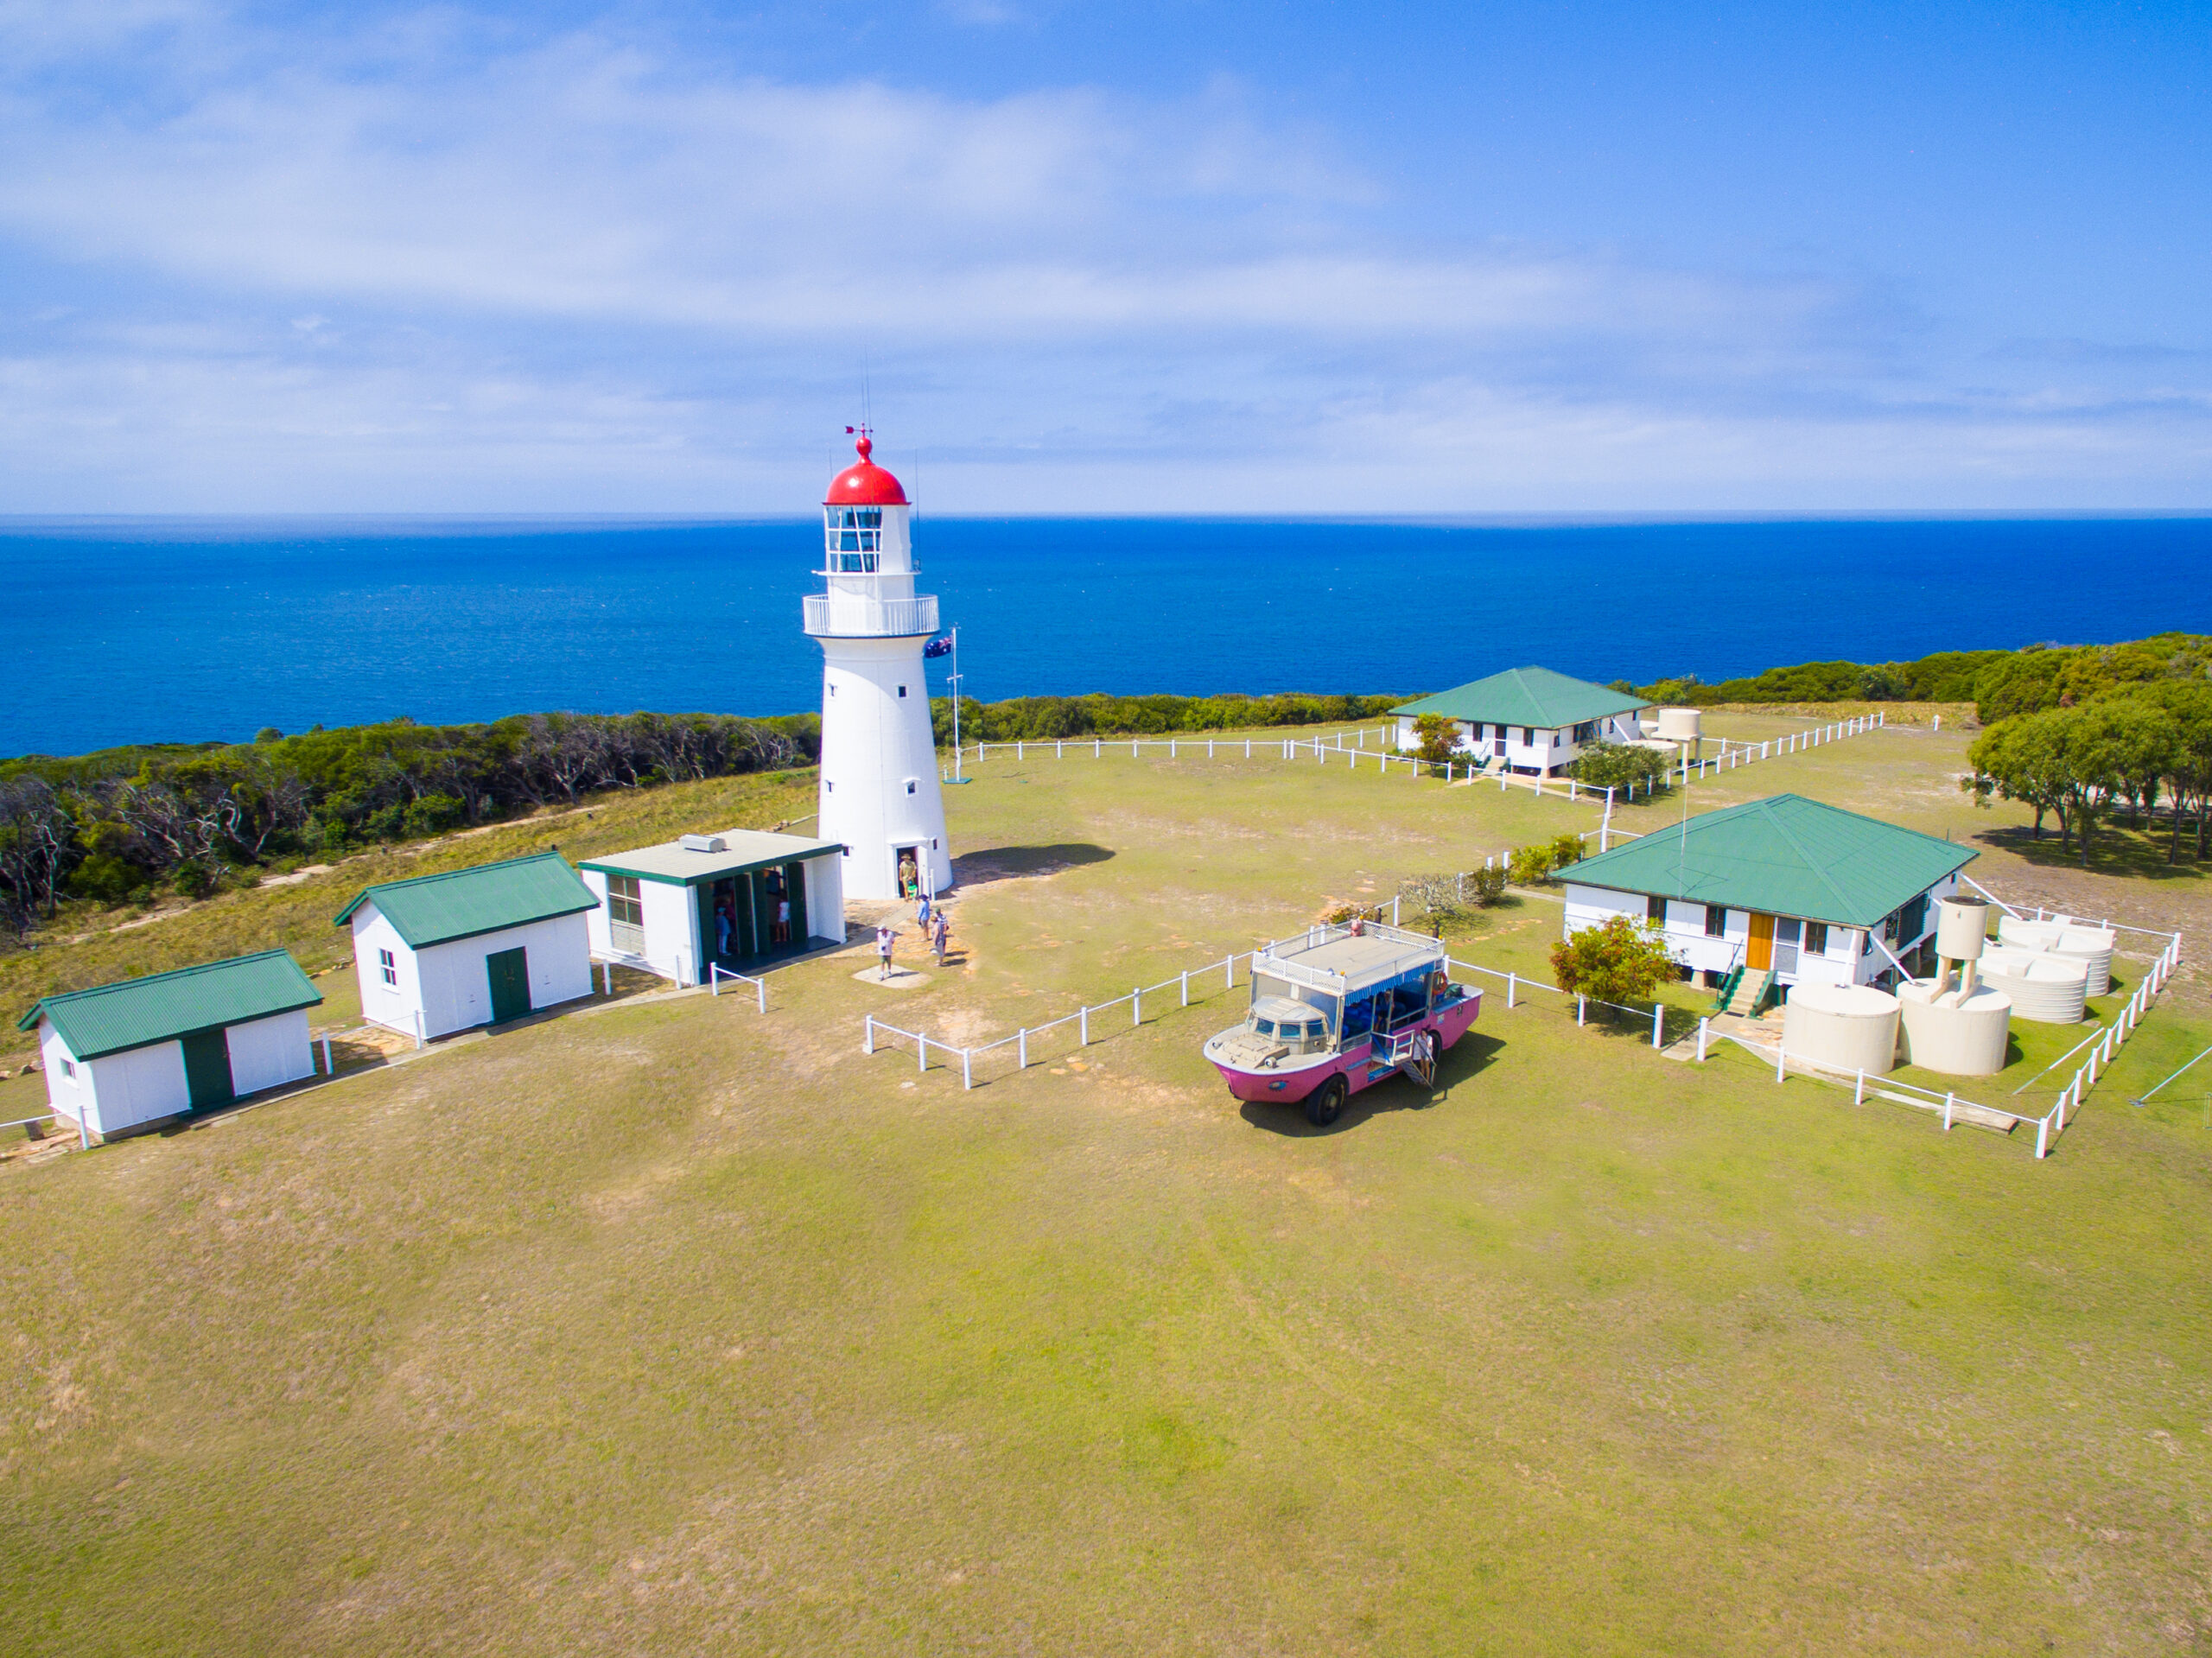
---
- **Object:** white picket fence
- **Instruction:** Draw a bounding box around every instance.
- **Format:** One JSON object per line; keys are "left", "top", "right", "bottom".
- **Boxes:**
{"left": 954, "top": 712, "right": 1888, "bottom": 809}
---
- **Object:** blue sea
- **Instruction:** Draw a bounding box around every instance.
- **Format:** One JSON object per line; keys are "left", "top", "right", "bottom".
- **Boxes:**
{"left": 5, "top": 517, "right": 2208, "bottom": 758}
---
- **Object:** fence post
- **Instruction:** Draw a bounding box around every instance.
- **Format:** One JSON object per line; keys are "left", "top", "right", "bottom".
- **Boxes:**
{"left": 414, "top": 1010, "right": 425, "bottom": 1051}
{"left": 1018, "top": 740, "right": 1025, "bottom": 760}
{"left": 1654, "top": 1005, "right": 1666, "bottom": 1050}
{"left": 710, "top": 967, "right": 720, "bottom": 998}
{"left": 1180, "top": 970, "right": 1189, "bottom": 1007}
{"left": 1507, "top": 972, "right": 1516, "bottom": 1008}
{"left": 1943, "top": 1091, "right": 1955, "bottom": 1131}
{"left": 1246, "top": 740, "right": 1252, "bottom": 758}
{"left": 1391, "top": 896, "right": 1401, "bottom": 927}
{"left": 1577, "top": 994, "right": 1586, "bottom": 1026}
{"left": 865, "top": 1015, "right": 874, "bottom": 1054}
{"left": 1019, "top": 1029, "right": 1027, "bottom": 1069}
{"left": 1696, "top": 1017, "right": 1707, "bottom": 1060}
{"left": 2036, "top": 1112, "right": 2050, "bottom": 1159}
{"left": 1225, "top": 954, "right": 1235, "bottom": 988}
{"left": 918, "top": 1036, "right": 927, "bottom": 1074}
{"left": 1854, "top": 1068, "right": 1865, "bottom": 1104}
{"left": 1095, "top": 739, "right": 1101, "bottom": 757}
{"left": 963, "top": 1049, "right": 972, "bottom": 1089}
{"left": 758, "top": 978, "right": 767, "bottom": 1014}
{"left": 321, "top": 1034, "right": 334, "bottom": 1075}
{"left": 1133, "top": 988, "right": 1141, "bottom": 1027}
{"left": 1080, "top": 1007, "right": 1089, "bottom": 1046}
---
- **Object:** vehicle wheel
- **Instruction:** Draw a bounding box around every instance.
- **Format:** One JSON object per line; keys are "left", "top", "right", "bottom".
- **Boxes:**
{"left": 1306, "top": 1076, "right": 1346, "bottom": 1127}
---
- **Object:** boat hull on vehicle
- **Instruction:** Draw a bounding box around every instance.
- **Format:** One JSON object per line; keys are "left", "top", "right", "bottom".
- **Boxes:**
{"left": 1207, "top": 983, "right": 1481, "bottom": 1102}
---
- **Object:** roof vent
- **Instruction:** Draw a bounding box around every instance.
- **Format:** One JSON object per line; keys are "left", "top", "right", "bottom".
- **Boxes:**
{"left": 679, "top": 834, "right": 728, "bottom": 854}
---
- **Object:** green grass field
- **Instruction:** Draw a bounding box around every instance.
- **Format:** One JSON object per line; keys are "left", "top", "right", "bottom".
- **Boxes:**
{"left": 3, "top": 721, "right": 2209, "bottom": 1655}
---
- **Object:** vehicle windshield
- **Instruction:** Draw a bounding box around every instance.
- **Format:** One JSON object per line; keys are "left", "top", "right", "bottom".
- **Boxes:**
{"left": 1253, "top": 1018, "right": 1274, "bottom": 1036}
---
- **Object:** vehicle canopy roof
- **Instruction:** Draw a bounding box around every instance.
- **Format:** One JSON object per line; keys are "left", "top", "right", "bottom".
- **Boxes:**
{"left": 1254, "top": 922, "right": 1446, "bottom": 998}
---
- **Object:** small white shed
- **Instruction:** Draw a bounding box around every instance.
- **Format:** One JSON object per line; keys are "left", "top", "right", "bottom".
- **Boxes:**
{"left": 577, "top": 828, "right": 846, "bottom": 988}
{"left": 336, "top": 850, "right": 597, "bottom": 1041}
{"left": 16, "top": 949, "right": 322, "bottom": 1141}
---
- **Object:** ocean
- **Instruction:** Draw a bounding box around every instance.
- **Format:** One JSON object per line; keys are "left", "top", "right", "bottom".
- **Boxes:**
{"left": 6, "top": 516, "right": 2208, "bottom": 758}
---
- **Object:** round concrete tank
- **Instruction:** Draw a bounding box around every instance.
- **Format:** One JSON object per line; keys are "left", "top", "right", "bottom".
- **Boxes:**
{"left": 1897, "top": 979, "right": 2012, "bottom": 1077}
{"left": 1935, "top": 895, "right": 1991, "bottom": 961}
{"left": 1997, "top": 917, "right": 2114, "bottom": 997}
{"left": 1655, "top": 707, "right": 1702, "bottom": 743}
{"left": 1782, "top": 982, "right": 1899, "bottom": 1075}
{"left": 1977, "top": 944, "right": 2088, "bottom": 1024}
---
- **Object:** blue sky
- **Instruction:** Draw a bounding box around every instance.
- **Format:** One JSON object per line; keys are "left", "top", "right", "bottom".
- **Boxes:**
{"left": 1, "top": 0, "right": 2206, "bottom": 512}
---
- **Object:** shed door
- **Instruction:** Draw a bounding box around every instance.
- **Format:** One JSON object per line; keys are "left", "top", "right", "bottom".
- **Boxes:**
{"left": 1746, "top": 913, "right": 1776, "bottom": 971}
{"left": 181, "top": 1029, "right": 235, "bottom": 1109}
{"left": 785, "top": 862, "right": 808, "bottom": 947}
{"left": 486, "top": 947, "right": 531, "bottom": 1024}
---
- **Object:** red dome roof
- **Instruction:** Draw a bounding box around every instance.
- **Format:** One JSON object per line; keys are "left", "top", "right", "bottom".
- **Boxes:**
{"left": 824, "top": 433, "right": 907, "bottom": 506}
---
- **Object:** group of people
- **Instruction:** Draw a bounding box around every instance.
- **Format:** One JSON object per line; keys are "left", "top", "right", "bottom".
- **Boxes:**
{"left": 874, "top": 892, "right": 952, "bottom": 980}
{"left": 712, "top": 872, "right": 793, "bottom": 960}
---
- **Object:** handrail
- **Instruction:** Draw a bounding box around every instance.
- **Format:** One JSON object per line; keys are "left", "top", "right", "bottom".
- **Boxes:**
{"left": 709, "top": 962, "right": 768, "bottom": 1013}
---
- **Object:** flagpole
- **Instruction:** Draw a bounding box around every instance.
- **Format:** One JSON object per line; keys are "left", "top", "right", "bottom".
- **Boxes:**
{"left": 949, "top": 626, "right": 966, "bottom": 784}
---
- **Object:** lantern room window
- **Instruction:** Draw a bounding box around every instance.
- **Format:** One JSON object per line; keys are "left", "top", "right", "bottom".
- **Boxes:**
{"left": 825, "top": 506, "right": 884, "bottom": 571}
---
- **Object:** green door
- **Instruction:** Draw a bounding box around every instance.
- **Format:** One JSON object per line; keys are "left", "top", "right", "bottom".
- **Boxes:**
{"left": 785, "top": 862, "right": 807, "bottom": 949}
{"left": 486, "top": 947, "right": 531, "bottom": 1024}
{"left": 180, "top": 1029, "right": 234, "bottom": 1110}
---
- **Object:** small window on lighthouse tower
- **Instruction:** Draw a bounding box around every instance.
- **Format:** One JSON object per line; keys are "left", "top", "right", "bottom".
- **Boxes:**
{"left": 906, "top": 779, "right": 918, "bottom": 796}
{"left": 898, "top": 685, "right": 908, "bottom": 698}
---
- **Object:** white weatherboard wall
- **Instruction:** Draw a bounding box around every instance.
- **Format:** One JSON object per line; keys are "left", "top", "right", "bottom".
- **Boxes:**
{"left": 802, "top": 855, "right": 845, "bottom": 947}
{"left": 578, "top": 868, "right": 702, "bottom": 985}
{"left": 41, "top": 1022, "right": 189, "bottom": 1137}
{"left": 224, "top": 1008, "right": 315, "bottom": 1096}
{"left": 351, "top": 903, "right": 591, "bottom": 1039}
{"left": 1398, "top": 709, "right": 1643, "bottom": 774}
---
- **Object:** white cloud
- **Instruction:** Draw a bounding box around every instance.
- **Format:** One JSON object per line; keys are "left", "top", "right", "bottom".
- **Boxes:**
{"left": 0, "top": 4, "right": 2204, "bottom": 510}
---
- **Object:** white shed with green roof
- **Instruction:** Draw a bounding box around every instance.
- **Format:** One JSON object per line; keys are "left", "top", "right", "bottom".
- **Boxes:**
{"left": 1561, "top": 793, "right": 1978, "bottom": 1006}
{"left": 17, "top": 949, "right": 323, "bottom": 1140}
{"left": 1391, "top": 667, "right": 1649, "bottom": 776}
{"left": 576, "top": 829, "right": 844, "bottom": 988}
{"left": 336, "top": 850, "right": 597, "bottom": 1040}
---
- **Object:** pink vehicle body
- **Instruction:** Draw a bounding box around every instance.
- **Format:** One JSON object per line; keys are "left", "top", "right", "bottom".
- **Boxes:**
{"left": 1204, "top": 922, "right": 1482, "bottom": 1122}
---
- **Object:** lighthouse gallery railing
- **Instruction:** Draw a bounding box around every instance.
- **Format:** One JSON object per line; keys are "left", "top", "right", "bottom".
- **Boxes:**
{"left": 802, "top": 593, "right": 939, "bottom": 638}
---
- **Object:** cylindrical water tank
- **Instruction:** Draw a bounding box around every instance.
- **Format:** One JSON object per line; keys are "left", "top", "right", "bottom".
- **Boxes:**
{"left": 1782, "top": 982, "right": 1899, "bottom": 1075}
{"left": 1655, "top": 707, "right": 1702, "bottom": 743}
{"left": 1996, "top": 917, "right": 2114, "bottom": 997}
{"left": 1897, "top": 980, "right": 2012, "bottom": 1077}
{"left": 1935, "top": 895, "right": 1990, "bottom": 960}
{"left": 1976, "top": 944, "right": 2088, "bottom": 1024}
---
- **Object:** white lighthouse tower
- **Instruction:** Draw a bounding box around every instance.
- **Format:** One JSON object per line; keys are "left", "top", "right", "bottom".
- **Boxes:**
{"left": 804, "top": 431, "right": 953, "bottom": 902}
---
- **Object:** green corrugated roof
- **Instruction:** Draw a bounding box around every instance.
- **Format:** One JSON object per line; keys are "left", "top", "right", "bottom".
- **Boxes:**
{"left": 1565, "top": 793, "right": 1976, "bottom": 928}
{"left": 334, "top": 850, "right": 596, "bottom": 950}
{"left": 17, "top": 949, "right": 321, "bottom": 1059}
{"left": 1392, "top": 666, "right": 1649, "bottom": 728}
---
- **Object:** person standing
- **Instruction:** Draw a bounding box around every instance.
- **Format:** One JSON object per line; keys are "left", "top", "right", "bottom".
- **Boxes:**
{"left": 931, "top": 908, "right": 950, "bottom": 967}
{"left": 917, "top": 889, "right": 931, "bottom": 929}
{"left": 876, "top": 924, "right": 895, "bottom": 980}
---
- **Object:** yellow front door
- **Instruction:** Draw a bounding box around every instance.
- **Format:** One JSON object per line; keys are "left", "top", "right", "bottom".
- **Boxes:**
{"left": 1747, "top": 912, "right": 1775, "bottom": 970}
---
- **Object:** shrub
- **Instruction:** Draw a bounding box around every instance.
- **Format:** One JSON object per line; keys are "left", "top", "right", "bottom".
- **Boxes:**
{"left": 1507, "top": 844, "right": 1555, "bottom": 885}
{"left": 403, "top": 794, "right": 465, "bottom": 838}
{"left": 1548, "top": 833, "right": 1585, "bottom": 871}
{"left": 1569, "top": 741, "right": 1671, "bottom": 793}
{"left": 1549, "top": 914, "right": 1675, "bottom": 1005}
{"left": 1469, "top": 865, "right": 1508, "bottom": 905}
{"left": 1411, "top": 715, "right": 1459, "bottom": 771}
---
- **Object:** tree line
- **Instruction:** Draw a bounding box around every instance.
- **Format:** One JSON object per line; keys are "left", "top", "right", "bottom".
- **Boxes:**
{"left": 928, "top": 691, "right": 1400, "bottom": 744}
{"left": 0, "top": 711, "right": 819, "bottom": 931}
{"left": 1625, "top": 632, "right": 2210, "bottom": 724}
{"left": 1962, "top": 680, "right": 2212, "bottom": 865}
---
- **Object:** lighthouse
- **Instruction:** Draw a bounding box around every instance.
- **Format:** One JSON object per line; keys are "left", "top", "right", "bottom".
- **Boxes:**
{"left": 804, "top": 431, "right": 953, "bottom": 902}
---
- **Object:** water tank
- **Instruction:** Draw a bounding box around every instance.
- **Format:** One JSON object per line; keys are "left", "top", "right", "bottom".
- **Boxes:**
{"left": 1655, "top": 707, "right": 1702, "bottom": 743}
{"left": 1976, "top": 944, "right": 2089, "bottom": 1024}
{"left": 1782, "top": 982, "right": 1899, "bottom": 1075}
{"left": 1934, "top": 895, "right": 1990, "bottom": 960}
{"left": 1996, "top": 917, "right": 2115, "bottom": 997}
{"left": 1897, "top": 979, "right": 2012, "bottom": 1077}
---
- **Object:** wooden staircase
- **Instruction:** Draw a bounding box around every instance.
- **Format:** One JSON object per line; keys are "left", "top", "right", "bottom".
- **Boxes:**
{"left": 1722, "top": 967, "right": 1776, "bottom": 1017}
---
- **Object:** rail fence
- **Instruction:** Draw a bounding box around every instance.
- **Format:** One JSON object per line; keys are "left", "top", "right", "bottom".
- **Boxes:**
{"left": 709, "top": 962, "right": 770, "bottom": 1012}
{"left": 953, "top": 712, "right": 1888, "bottom": 810}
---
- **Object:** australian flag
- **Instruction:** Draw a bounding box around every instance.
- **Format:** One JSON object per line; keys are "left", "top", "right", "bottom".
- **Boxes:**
{"left": 923, "top": 634, "right": 954, "bottom": 658}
